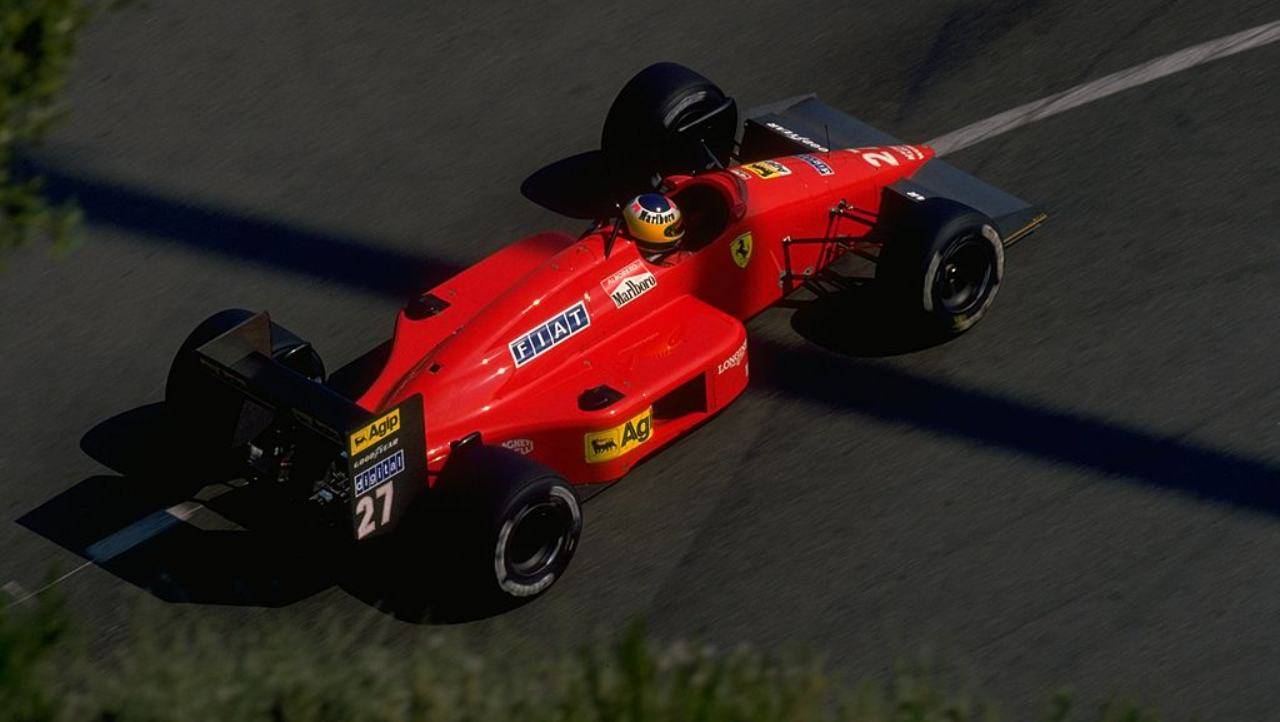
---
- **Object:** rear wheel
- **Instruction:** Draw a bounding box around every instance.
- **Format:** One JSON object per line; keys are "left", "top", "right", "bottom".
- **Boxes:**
{"left": 165, "top": 309, "right": 256, "bottom": 466}
{"left": 876, "top": 199, "right": 1004, "bottom": 335}
{"left": 439, "top": 444, "right": 582, "bottom": 601}
{"left": 601, "top": 62, "right": 737, "bottom": 196}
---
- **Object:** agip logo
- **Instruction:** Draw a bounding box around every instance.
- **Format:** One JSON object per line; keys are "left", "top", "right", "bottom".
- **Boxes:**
{"left": 584, "top": 407, "right": 653, "bottom": 463}
{"left": 349, "top": 408, "right": 401, "bottom": 456}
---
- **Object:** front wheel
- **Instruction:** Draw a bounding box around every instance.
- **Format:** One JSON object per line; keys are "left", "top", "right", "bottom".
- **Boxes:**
{"left": 876, "top": 198, "right": 1004, "bottom": 335}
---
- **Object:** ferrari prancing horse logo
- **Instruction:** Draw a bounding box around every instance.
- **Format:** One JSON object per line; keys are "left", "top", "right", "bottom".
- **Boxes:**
{"left": 731, "top": 232, "right": 753, "bottom": 269}
{"left": 741, "top": 160, "right": 791, "bottom": 179}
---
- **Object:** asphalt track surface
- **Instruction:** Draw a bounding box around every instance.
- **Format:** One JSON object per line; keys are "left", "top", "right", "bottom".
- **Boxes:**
{"left": 3, "top": 0, "right": 1279, "bottom": 716}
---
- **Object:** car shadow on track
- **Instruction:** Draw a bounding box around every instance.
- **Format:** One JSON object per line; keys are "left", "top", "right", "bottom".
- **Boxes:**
{"left": 18, "top": 355, "right": 513, "bottom": 624}
{"left": 520, "top": 149, "right": 616, "bottom": 220}
{"left": 786, "top": 276, "right": 951, "bottom": 358}
{"left": 18, "top": 404, "right": 333, "bottom": 608}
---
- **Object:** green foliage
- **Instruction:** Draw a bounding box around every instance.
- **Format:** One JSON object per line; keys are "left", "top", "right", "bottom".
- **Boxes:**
{"left": 0, "top": 0, "right": 106, "bottom": 260}
{"left": 0, "top": 589, "right": 68, "bottom": 722}
{"left": 0, "top": 596, "right": 1169, "bottom": 722}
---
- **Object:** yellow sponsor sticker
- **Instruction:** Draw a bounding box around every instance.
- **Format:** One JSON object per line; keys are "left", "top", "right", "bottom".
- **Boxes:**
{"left": 741, "top": 160, "right": 791, "bottom": 179}
{"left": 730, "top": 231, "right": 753, "bottom": 269}
{"left": 584, "top": 407, "right": 653, "bottom": 463}
{"left": 349, "top": 407, "right": 401, "bottom": 456}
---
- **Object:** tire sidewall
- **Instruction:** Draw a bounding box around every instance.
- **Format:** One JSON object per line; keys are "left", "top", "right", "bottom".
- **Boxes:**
{"left": 878, "top": 200, "right": 1004, "bottom": 335}
{"left": 165, "top": 308, "right": 254, "bottom": 407}
{"left": 165, "top": 309, "right": 255, "bottom": 461}
{"left": 657, "top": 87, "right": 714, "bottom": 130}
{"left": 601, "top": 63, "right": 733, "bottom": 193}
{"left": 488, "top": 477, "right": 582, "bottom": 598}
{"left": 921, "top": 221, "right": 1004, "bottom": 333}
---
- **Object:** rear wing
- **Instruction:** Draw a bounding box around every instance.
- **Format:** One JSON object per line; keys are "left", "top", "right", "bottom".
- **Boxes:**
{"left": 194, "top": 312, "right": 426, "bottom": 541}
{"left": 739, "top": 95, "right": 1045, "bottom": 244}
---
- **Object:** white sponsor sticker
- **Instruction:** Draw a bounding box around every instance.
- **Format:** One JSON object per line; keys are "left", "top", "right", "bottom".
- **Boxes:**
{"left": 764, "top": 121, "right": 830, "bottom": 152}
{"left": 796, "top": 153, "right": 835, "bottom": 176}
{"left": 717, "top": 339, "right": 747, "bottom": 374}
{"left": 508, "top": 301, "right": 591, "bottom": 367}
{"left": 891, "top": 144, "right": 924, "bottom": 161}
{"left": 501, "top": 439, "right": 534, "bottom": 455}
{"left": 599, "top": 260, "right": 658, "bottom": 309}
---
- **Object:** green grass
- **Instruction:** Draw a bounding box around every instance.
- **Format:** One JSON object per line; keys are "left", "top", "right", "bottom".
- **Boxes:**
{"left": 0, "top": 591, "right": 1166, "bottom": 722}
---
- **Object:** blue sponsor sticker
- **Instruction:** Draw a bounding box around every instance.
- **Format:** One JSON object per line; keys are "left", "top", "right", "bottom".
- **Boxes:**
{"left": 797, "top": 153, "right": 835, "bottom": 176}
{"left": 508, "top": 301, "right": 591, "bottom": 367}
{"left": 353, "top": 449, "right": 405, "bottom": 496}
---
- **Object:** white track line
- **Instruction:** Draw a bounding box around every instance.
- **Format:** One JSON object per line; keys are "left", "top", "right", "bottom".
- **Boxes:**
{"left": 6, "top": 562, "right": 93, "bottom": 607}
{"left": 927, "top": 19, "right": 1280, "bottom": 155}
{"left": 5, "top": 499, "right": 216, "bottom": 608}
{"left": 83, "top": 501, "right": 203, "bottom": 563}
{"left": 2, "top": 580, "right": 29, "bottom": 599}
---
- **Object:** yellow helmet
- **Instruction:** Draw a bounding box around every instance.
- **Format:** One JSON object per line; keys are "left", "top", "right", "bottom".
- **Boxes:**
{"left": 623, "top": 193, "right": 684, "bottom": 253}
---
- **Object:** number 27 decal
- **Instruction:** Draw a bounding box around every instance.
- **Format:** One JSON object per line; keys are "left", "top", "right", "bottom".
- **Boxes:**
{"left": 355, "top": 485, "right": 394, "bottom": 540}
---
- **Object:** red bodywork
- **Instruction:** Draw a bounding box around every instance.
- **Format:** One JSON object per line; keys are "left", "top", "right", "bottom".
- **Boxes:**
{"left": 355, "top": 144, "right": 934, "bottom": 486}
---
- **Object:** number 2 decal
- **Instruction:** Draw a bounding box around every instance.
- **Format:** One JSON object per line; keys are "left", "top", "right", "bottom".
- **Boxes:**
{"left": 860, "top": 151, "right": 900, "bottom": 168}
{"left": 355, "top": 484, "right": 395, "bottom": 540}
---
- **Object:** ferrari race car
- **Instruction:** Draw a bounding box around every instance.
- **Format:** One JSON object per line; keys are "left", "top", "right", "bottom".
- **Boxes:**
{"left": 166, "top": 63, "right": 1045, "bottom": 603}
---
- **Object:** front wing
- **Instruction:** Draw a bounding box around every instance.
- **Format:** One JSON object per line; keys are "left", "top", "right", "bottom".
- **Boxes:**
{"left": 739, "top": 95, "right": 1045, "bottom": 244}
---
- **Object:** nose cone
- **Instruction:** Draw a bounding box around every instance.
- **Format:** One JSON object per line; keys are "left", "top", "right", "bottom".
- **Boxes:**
{"left": 849, "top": 143, "right": 933, "bottom": 168}
{"left": 822, "top": 143, "right": 935, "bottom": 186}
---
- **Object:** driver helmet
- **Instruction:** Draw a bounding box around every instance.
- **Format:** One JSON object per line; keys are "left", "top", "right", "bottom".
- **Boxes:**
{"left": 623, "top": 193, "right": 684, "bottom": 254}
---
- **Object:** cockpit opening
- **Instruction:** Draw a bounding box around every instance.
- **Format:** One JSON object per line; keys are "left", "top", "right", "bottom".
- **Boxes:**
{"left": 669, "top": 182, "right": 732, "bottom": 252}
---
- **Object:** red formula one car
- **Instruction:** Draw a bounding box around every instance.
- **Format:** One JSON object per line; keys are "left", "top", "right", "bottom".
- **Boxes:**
{"left": 166, "top": 63, "right": 1044, "bottom": 602}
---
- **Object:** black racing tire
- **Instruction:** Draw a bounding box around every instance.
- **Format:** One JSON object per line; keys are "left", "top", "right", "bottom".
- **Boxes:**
{"left": 876, "top": 198, "right": 1004, "bottom": 335}
{"left": 601, "top": 62, "right": 737, "bottom": 196}
{"left": 165, "top": 308, "right": 256, "bottom": 465}
{"left": 439, "top": 444, "right": 582, "bottom": 601}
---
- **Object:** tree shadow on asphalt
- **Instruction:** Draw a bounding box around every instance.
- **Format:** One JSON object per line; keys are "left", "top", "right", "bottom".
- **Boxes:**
{"left": 752, "top": 328, "right": 1280, "bottom": 509}
{"left": 17, "top": 154, "right": 464, "bottom": 300}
